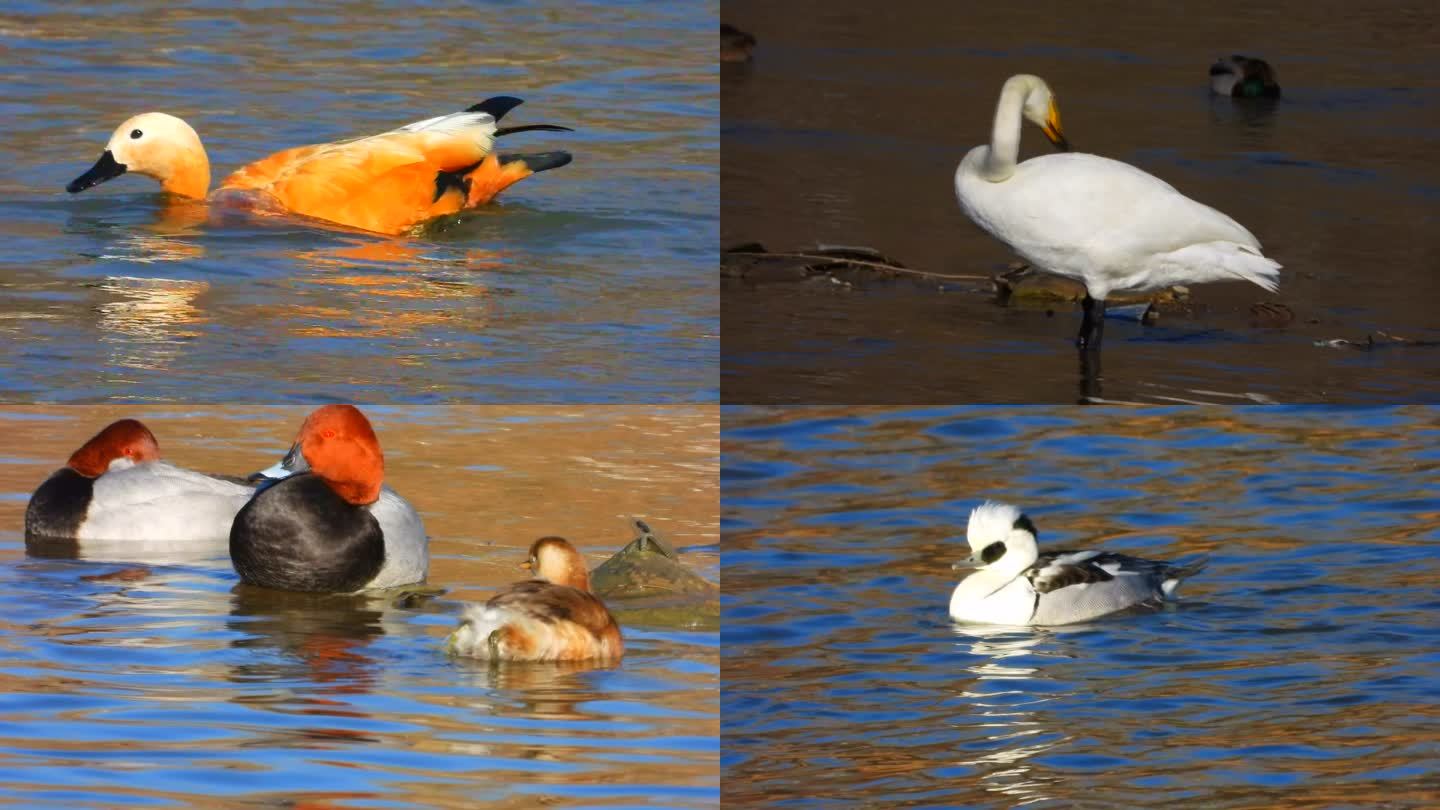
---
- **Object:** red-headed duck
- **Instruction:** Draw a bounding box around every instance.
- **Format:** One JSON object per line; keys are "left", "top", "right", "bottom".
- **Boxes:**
{"left": 230, "top": 405, "right": 427, "bottom": 593}
{"left": 25, "top": 419, "right": 252, "bottom": 557}
{"left": 448, "top": 537, "right": 624, "bottom": 663}
{"left": 67, "top": 97, "right": 572, "bottom": 235}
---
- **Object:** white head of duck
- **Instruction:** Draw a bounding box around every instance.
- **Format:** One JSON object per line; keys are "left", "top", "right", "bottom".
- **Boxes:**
{"left": 68, "top": 112, "right": 210, "bottom": 198}
{"left": 958, "top": 500, "right": 1042, "bottom": 578}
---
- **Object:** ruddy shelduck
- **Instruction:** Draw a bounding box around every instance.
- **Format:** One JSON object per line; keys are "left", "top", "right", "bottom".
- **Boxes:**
{"left": 26, "top": 418, "right": 252, "bottom": 552}
{"left": 448, "top": 537, "right": 625, "bottom": 663}
{"left": 229, "top": 404, "right": 428, "bottom": 593}
{"left": 67, "top": 96, "right": 572, "bottom": 235}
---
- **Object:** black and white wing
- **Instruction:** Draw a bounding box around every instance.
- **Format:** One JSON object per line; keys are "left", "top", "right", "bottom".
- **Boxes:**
{"left": 1021, "top": 549, "right": 1208, "bottom": 625}
{"left": 1028, "top": 549, "right": 1206, "bottom": 591}
{"left": 1024, "top": 549, "right": 1180, "bottom": 594}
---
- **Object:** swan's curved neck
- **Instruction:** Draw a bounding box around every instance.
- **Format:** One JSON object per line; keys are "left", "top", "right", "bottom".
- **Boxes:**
{"left": 980, "top": 78, "right": 1034, "bottom": 182}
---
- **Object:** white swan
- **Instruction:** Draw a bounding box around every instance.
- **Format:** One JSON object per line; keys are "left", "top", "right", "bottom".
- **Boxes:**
{"left": 955, "top": 74, "right": 1280, "bottom": 349}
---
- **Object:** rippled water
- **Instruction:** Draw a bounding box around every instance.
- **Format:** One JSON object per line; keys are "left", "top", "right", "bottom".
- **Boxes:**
{"left": 0, "top": 1, "right": 717, "bottom": 402}
{"left": 721, "top": 406, "right": 1440, "bottom": 806}
{"left": 722, "top": 2, "right": 1440, "bottom": 403}
{"left": 0, "top": 405, "right": 719, "bottom": 806}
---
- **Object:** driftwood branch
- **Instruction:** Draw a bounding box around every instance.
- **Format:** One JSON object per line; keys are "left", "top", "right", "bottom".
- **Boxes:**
{"left": 728, "top": 250, "right": 991, "bottom": 282}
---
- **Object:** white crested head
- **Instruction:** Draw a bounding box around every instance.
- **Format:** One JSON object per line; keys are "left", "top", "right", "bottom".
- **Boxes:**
{"left": 965, "top": 501, "right": 1040, "bottom": 574}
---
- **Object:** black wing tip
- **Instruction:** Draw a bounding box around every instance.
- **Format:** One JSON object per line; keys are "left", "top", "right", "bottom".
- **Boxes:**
{"left": 467, "top": 96, "right": 526, "bottom": 120}
{"left": 495, "top": 124, "right": 575, "bottom": 137}
{"left": 1170, "top": 554, "right": 1210, "bottom": 580}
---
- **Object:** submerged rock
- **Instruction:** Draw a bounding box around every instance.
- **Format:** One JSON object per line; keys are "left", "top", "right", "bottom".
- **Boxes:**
{"left": 591, "top": 519, "right": 719, "bottom": 631}
{"left": 1249, "top": 302, "right": 1295, "bottom": 328}
{"left": 994, "top": 265, "right": 1188, "bottom": 307}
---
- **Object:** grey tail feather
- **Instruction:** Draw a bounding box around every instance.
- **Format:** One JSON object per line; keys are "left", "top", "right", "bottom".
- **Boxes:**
{"left": 498, "top": 151, "right": 572, "bottom": 173}
{"left": 1161, "top": 555, "right": 1209, "bottom": 597}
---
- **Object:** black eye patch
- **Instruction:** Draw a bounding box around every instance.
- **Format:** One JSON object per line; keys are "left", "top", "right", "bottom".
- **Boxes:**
{"left": 130, "top": 129, "right": 143, "bottom": 139}
{"left": 981, "top": 541, "right": 1007, "bottom": 564}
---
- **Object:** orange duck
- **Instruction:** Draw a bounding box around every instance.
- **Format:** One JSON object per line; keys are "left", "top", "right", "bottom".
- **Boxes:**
{"left": 67, "top": 96, "right": 571, "bottom": 235}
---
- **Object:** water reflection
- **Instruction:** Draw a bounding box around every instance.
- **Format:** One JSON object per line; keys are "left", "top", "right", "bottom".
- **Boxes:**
{"left": 95, "top": 276, "right": 209, "bottom": 371}
{"left": 227, "top": 587, "right": 388, "bottom": 695}
{"left": 78, "top": 232, "right": 517, "bottom": 365}
{"left": 948, "top": 626, "right": 1067, "bottom": 805}
{"left": 97, "top": 232, "right": 206, "bottom": 263}
{"left": 1207, "top": 95, "right": 1282, "bottom": 132}
{"left": 25, "top": 533, "right": 229, "bottom": 567}
{"left": 953, "top": 625, "right": 1044, "bottom": 680}
{"left": 64, "top": 197, "right": 210, "bottom": 251}
{"left": 451, "top": 659, "right": 620, "bottom": 720}
{"left": 294, "top": 239, "right": 504, "bottom": 271}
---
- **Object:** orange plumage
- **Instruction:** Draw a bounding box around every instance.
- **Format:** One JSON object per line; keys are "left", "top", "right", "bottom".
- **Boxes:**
{"left": 68, "top": 96, "right": 572, "bottom": 235}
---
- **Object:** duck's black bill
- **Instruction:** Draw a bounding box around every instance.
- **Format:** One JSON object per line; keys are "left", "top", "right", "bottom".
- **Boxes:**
{"left": 67, "top": 150, "right": 127, "bottom": 193}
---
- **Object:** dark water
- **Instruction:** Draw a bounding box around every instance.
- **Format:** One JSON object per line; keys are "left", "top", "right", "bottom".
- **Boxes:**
{"left": 0, "top": 1, "right": 718, "bottom": 402}
{"left": 722, "top": 2, "right": 1440, "bottom": 403}
{"left": 721, "top": 406, "right": 1440, "bottom": 806}
{"left": 0, "top": 405, "right": 720, "bottom": 806}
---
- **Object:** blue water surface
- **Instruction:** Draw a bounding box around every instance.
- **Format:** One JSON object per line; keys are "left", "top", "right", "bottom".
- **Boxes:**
{"left": 722, "top": 406, "right": 1440, "bottom": 807}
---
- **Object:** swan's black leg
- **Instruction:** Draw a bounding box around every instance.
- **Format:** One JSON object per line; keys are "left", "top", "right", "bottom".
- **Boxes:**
{"left": 1078, "top": 344, "right": 1103, "bottom": 402}
{"left": 1076, "top": 295, "right": 1105, "bottom": 351}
